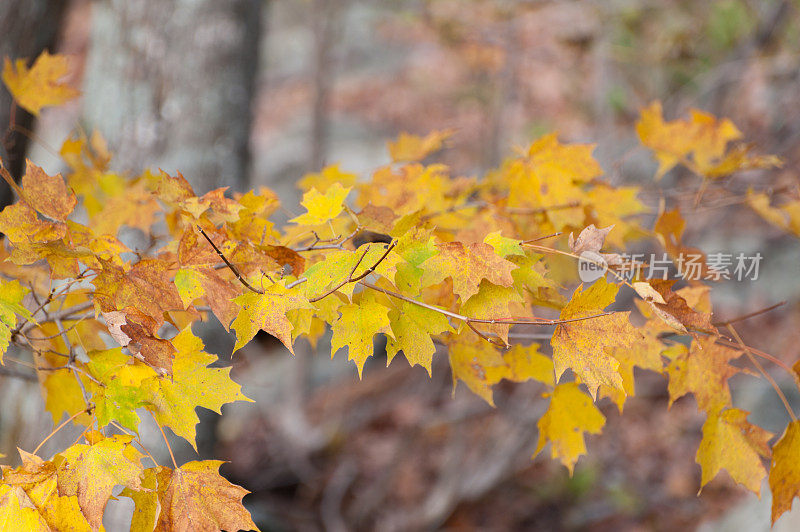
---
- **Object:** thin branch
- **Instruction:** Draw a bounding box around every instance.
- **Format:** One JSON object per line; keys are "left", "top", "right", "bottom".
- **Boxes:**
{"left": 712, "top": 301, "right": 786, "bottom": 327}
{"left": 309, "top": 241, "right": 396, "bottom": 303}
{"left": 287, "top": 277, "right": 308, "bottom": 289}
{"left": 726, "top": 323, "right": 797, "bottom": 422}
{"left": 0, "top": 366, "right": 36, "bottom": 381}
{"left": 359, "top": 281, "right": 613, "bottom": 327}
{"left": 712, "top": 336, "right": 795, "bottom": 376}
{"left": 293, "top": 226, "right": 361, "bottom": 252}
{"left": 196, "top": 225, "right": 264, "bottom": 294}
{"left": 33, "top": 407, "right": 93, "bottom": 456}
{"left": 19, "top": 301, "right": 94, "bottom": 336}
{"left": 521, "top": 232, "right": 563, "bottom": 243}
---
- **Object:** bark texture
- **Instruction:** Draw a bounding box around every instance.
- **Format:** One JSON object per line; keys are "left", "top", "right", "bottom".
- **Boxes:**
{"left": 82, "top": 0, "right": 262, "bottom": 193}
{"left": 0, "top": 0, "right": 67, "bottom": 207}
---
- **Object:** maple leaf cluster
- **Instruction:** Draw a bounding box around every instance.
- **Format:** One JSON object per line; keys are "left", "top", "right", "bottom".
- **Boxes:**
{"left": 1, "top": 51, "right": 799, "bottom": 530}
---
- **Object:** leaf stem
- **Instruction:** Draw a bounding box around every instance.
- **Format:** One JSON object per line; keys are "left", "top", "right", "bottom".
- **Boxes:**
{"left": 726, "top": 323, "right": 797, "bottom": 422}
{"left": 152, "top": 413, "right": 178, "bottom": 469}
{"left": 33, "top": 407, "right": 92, "bottom": 456}
{"left": 196, "top": 225, "right": 264, "bottom": 294}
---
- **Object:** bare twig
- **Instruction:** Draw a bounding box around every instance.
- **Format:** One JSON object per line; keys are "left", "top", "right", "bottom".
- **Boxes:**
{"left": 33, "top": 407, "right": 93, "bottom": 456}
{"left": 0, "top": 366, "right": 36, "bottom": 381}
{"left": 196, "top": 225, "right": 264, "bottom": 294}
{"left": 19, "top": 301, "right": 94, "bottom": 336}
{"left": 712, "top": 301, "right": 786, "bottom": 327}
{"left": 309, "top": 241, "right": 397, "bottom": 303}
{"left": 726, "top": 323, "right": 797, "bottom": 422}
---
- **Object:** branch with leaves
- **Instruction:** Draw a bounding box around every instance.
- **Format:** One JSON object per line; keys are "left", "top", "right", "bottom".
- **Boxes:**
{"left": 0, "top": 50, "right": 799, "bottom": 530}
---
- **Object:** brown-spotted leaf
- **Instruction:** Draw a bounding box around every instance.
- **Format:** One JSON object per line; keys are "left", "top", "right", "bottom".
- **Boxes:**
{"left": 551, "top": 278, "right": 627, "bottom": 397}
{"left": 1, "top": 465, "right": 92, "bottom": 532}
{"left": 174, "top": 266, "right": 239, "bottom": 331}
{"left": 14, "top": 161, "right": 77, "bottom": 221}
{"left": 232, "top": 282, "right": 313, "bottom": 354}
{"left": 0, "top": 201, "right": 66, "bottom": 244}
{"left": 54, "top": 433, "right": 144, "bottom": 530}
{"left": 152, "top": 460, "right": 259, "bottom": 532}
{"left": 93, "top": 258, "right": 183, "bottom": 328}
{"left": 447, "top": 331, "right": 507, "bottom": 405}
{"left": 666, "top": 338, "right": 743, "bottom": 413}
{"left": 421, "top": 241, "right": 516, "bottom": 301}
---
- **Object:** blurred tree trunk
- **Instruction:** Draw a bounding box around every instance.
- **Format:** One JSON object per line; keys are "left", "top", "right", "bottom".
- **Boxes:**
{"left": 82, "top": 0, "right": 263, "bottom": 194}
{"left": 81, "top": 0, "right": 264, "bottom": 462}
{"left": 0, "top": 0, "right": 67, "bottom": 208}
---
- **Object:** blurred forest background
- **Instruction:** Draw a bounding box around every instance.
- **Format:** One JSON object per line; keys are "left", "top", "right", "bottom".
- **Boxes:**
{"left": 2, "top": 0, "right": 800, "bottom": 530}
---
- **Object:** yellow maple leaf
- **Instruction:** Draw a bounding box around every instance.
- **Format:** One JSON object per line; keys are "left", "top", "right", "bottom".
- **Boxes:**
{"left": 770, "top": 420, "right": 800, "bottom": 524}
{"left": 0, "top": 201, "right": 66, "bottom": 245}
{"left": 2, "top": 51, "right": 80, "bottom": 116}
{"left": 535, "top": 382, "right": 606, "bottom": 475}
{"left": 289, "top": 183, "right": 351, "bottom": 226}
{"left": 447, "top": 331, "right": 507, "bottom": 405}
{"left": 0, "top": 484, "right": 51, "bottom": 531}
{"left": 665, "top": 338, "right": 744, "bottom": 413}
{"left": 0, "top": 279, "right": 33, "bottom": 364}
{"left": 387, "top": 130, "right": 453, "bottom": 163}
{"left": 486, "top": 342, "right": 555, "bottom": 387}
{"left": 636, "top": 101, "right": 763, "bottom": 179}
{"left": 459, "top": 280, "right": 524, "bottom": 345}
{"left": 696, "top": 408, "right": 772, "bottom": 495}
{"left": 232, "top": 282, "right": 314, "bottom": 353}
{"left": 551, "top": 278, "right": 627, "bottom": 398}
{"left": 331, "top": 291, "right": 392, "bottom": 377}
{"left": 298, "top": 163, "right": 358, "bottom": 192}
{"left": 386, "top": 300, "right": 453, "bottom": 375}
{"left": 53, "top": 433, "right": 145, "bottom": 530}
{"left": 143, "top": 327, "right": 252, "bottom": 449}
{"left": 747, "top": 190, "right": 800, "bottom": 237}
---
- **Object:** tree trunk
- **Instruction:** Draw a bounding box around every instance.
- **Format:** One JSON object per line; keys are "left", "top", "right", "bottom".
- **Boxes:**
{"left": 0, "top": 0, "right": 67, "bottom": 208}
{"left": 82, "top": 0, "right": 262, "bottom": 194}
